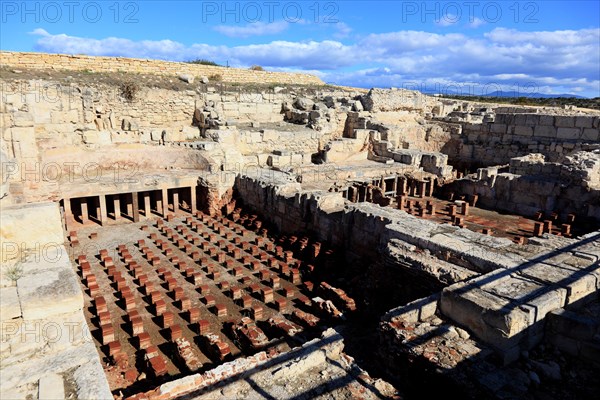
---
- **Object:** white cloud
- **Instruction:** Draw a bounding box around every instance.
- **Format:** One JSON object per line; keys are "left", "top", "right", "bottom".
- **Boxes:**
{"left": 29, "top": 27, "right": 600, "bottom": 97}
{"left": 485, "top": 27, "right": 599, "bottom": 47}
{"left": 213, "top": 21, "right": 288, "bottom": 38}
{"left": 467, "top": 17, "right": 485, "bottom": 29}
{"left": 436, "top": 14, "right": 460, "bottom": 27}
{"left": 333, "top": 22, "right": 352, "bottom": 39}
{"left": 29, "top": 28, "right": 50, "bottom": 36}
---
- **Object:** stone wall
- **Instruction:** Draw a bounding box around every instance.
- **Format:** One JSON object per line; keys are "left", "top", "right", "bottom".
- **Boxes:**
{"left": 228, "top": 129, "right": 322, "bottom": 163}
{"left": 1, "top": 78, "right": 352, "bottom": 204}
{"left": 0, "top": 51, "right": 324, "bottom": 86}
{"left": 0, "top": 77, "right": 357, "bottom": 180}
{"left": 449, "top": 113, "right": 600, "bottom": 167}
{"left": 0, "top": 202, "right": 111, "bottom": 399}
{"left": 360, "top": 88, "right": 441, "bottom": 114}
{"left": 447, "top": 152, "right": 600, "bottom": 220}
{"left": 546, "top": 305, "right": 600, "bottom": 366}
{"left": 381, "top": 293, "right": 440, "bottom": 325}
{"left": 233, "top": 171, "right": 526, "bottom": 272}
{"left": 233, "top": 170, "right": 346, "bottom": 242}
{"left": 0, "top": 79, "right": 292, "bottom": 142}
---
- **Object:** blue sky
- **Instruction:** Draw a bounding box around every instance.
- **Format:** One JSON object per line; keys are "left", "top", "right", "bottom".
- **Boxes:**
{"left": 1, "top": 1, "right": 599, "bottom": 97}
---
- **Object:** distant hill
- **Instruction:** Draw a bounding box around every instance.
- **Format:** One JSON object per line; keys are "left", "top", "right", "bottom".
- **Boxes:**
{"left": 421, "top": 88, "right": 588, "bottom": 99}
{"left": 436, "top": 94, "right": 600, "bottom": 110}
{"left": 483, "top": 91, "right": 587, "bottom": 99}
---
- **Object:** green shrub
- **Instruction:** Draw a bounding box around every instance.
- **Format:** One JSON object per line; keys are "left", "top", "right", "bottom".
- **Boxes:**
{"left": 186, "top": 59, "right": 221, "bottom": 66}
{"left": 120, "top": 81, "right": 140, "bottom": 101}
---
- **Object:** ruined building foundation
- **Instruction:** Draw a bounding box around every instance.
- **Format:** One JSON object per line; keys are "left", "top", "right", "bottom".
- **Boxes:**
{"left": 1, "top": 53, "right": 599, "bottom": 400}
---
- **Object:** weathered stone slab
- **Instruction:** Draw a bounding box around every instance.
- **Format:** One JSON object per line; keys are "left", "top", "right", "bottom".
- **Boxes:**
{"left": 480, "top": 273, "right": 566, "bottom": 323}
{"left": 0, "top": 203, "right": 64, "bottom": 260}
{"left": 441, "top": 273, "right": 531, "bottom": 350}
{"left": 0, "top": 287, "right": 21, "bottom": 322}
{"left": 517, "top": 262, "right": 597, "bottom": 305}
{"left": 38, "top": 373, "right": 65, "bottom": 400}
{"left": 17, "top": 256, "right": 83, "bottom": 321}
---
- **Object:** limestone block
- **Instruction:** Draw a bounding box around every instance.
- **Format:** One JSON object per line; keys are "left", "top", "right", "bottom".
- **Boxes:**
{"left": 50, "top": 109, "right": 79, "bottom": 124}
{"left": 514, "top": 125, "right": 533, "bottom": 136}
{"left": 555, "top": 116, "right": 575, "bottom": 128}
{"left": 256, "top": 103, "right": 276, "bottom": 116}
{"left": 556, "top": 127, "right": 581, "bottom": 140}
{"left": 272, "top": 345, "right": 326, "bottom": 381}
{"left": 181, "top": 126, "right": 200, "bottom": 140}
{"left": 110, "top": 131, "right": 137, "bottom": 144}
{"left": 293, "top": 97, "right": 314, "bottom": 111}
{"left": 539, "top": 115, "right": 554, "bottom": 126}
{"left": 205, "top": 128, "right": 238, "bottom": 144}
{"left": 150, "top": 129, "right": 163, "bottom": 141}
{"left": 268, "top": 154, "right": 291, "bottom": 168}
{"left": 1, "top": 318, "right": 46, "bottom": 359}
{"left": 525, "top": 114, "right": 539, "bottom": 126}
{"left": 28, "top": 104, "right": 53, "bottom": 125}
{"left": 441, "top": 279, "right": 530, "bottom": 350}
{"left": 47, "top": 312, "right": 90, "bottom": 352}
{"left": 384, "top": 293, "right": 441, "bottom": 323}
{"left": 1, "top": 340, "right": 110, "bottom": 398}
{"left": 317, "top": 193, "right": 345, "bottom": 213}
{"left": 178, "top": 74, "right": 194, "bottom": 84}
{"left": 575, "top": 117, "right": 594, "bottom": 128}
{"left": 72, "top": 346, "right": 114, "bottom": 400}
{"left": 481, "top": 273, "right": 566, "bottom": 321}
{"left": 512, "top": 114, "right": 526, "bottom": 125}
{"left": 82, "top": 130, "right": 111, "bottom": 145}
{"left": 13, "top": 111, "right": 34, "bottom": 127}
{"left": 239, "top": 103, "right": 257, "bottom": 114}
{"left": 7, "top": 126, "right": 35, "bottom": 144}
{"left": 0, "top": 203, "right": 64, "bottom": 256}
{"left": 533, "top": 125, "right": 557, "bottom": 138}
{"left": 581, "top": 128, "right": 600, "bottom": 141}
{"left": 38, "top": 373, "right": 65, "bottom": 400}
{"left": 0, "top": 287, "right": 21, "bottom": 321}
{"left": 139, "top": 130, "right": 151, "bottom": 142}
{"left": 248, "top": 131, "right": 262, "bottom": 144}
{"left": 490, "top": 124, "right": 507, "bottom": 134}
{"left": 262, "top": 130, "right": 279, "bottom": 142}
{"left": 164, "top": 130, "right": 185, "bottom": 142}
{"left": 17, "top": 256, "right": 83, "bottom": 320}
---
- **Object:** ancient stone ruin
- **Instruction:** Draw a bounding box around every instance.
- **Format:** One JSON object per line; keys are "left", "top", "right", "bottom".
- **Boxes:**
{"left": 1, "top": 53, "right": 599, "bottom": 399}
